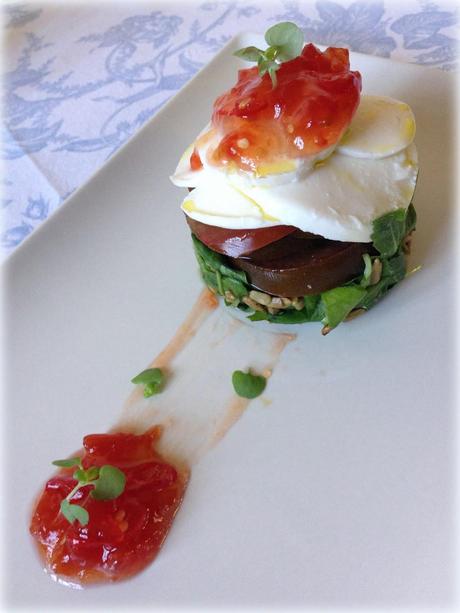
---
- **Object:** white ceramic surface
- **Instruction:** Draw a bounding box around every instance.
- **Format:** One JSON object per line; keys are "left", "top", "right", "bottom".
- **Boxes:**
{"left": 3, "top": 34, "right": 457, "bottom": 610}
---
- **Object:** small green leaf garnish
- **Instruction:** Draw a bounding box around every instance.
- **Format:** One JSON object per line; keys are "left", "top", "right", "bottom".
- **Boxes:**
{"left": 60, "top": 499, "right": 89, "bottom": 526}
{"left": 131, "top": 367, "right": 165, "bottom": 397}
{"left": 52, "top": 456, "right": 126, "bottom": 527}
{"left": 234, "top": 21, "right": 304, "bottom": 87}
{"left": 86, "top": 466, "right": 100, "bottom": 481}
{"left": 91, "top": 465, "right": 126, "bottom": 501}
{"left": 265, "top": 22, "right": 304, "bottom": 61}
{"left": 52, "top": 457, "right": 81, "bottom": 468}
{"left": 72, "top": 468, "right": 86, "bottom": 481}
{"left": 232, "top": 370, "right": 267, "bottom": 399}
{"left": 233, "top": 45, "right": 262, "bottom": 62}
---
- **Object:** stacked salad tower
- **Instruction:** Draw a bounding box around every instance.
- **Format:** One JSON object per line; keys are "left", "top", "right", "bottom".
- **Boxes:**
{"left": 171, "top": 23, "right": 418, "bottom": 333}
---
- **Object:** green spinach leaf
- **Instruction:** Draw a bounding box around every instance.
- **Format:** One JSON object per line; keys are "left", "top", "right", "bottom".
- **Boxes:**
{"left": 371, "top": 208, "right": 407, "bottom": 258}
{"left": 321, "top": 286, "right": 367, "bottom": 329}
{"left": 382, "top": 252, "right": 406, "bottom": 283}
{"left": 222, "top": 276, "right": 248, "bottom": 299}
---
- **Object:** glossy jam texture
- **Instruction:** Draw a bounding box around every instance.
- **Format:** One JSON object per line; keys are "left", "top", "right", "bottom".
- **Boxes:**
{"left": 30, "top": 428, "right": 188, "bottom": 585}
{"left": 206, "top": 44, "right": 361, "bottom": 172}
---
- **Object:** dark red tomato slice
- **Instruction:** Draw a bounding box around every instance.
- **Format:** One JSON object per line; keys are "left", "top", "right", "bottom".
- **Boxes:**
{"left": 210, "top": 44, "right": 361, "bottom": 172}
{"left": 186, "top": 215, "right": 297, "bottom": 257}
{"left": 30, "top": 427, "right": 188, "bottom": 585}
{"left": 231, "top": 233, "right": 371, "bottom": 296}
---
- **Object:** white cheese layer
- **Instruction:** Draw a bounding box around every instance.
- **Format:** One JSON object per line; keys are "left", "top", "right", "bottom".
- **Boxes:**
{"left": 170, "top": 95, "right": 418, "bottom": 243}
{"left": 336, "top": 95, "right": 416, "bottom": 159}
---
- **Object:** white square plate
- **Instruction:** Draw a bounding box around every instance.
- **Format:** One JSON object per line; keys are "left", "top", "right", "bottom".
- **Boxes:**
{"left": 3, "top": 33, "right": 456, "bottom": 609}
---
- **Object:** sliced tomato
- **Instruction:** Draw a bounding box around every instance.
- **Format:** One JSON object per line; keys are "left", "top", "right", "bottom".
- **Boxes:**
{"left": 232, "top": 233, "right": 371, "bottom": 296}
{"left": 186, "top": 216, "right": 297, "bottom": 257}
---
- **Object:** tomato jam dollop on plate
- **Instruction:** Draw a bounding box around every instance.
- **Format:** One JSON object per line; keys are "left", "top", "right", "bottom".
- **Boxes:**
{"left": 30, "top": 428, "right": 188, "bottom": 585}
{"left": 208, "top": 44, "right": 361, "bottom": 172}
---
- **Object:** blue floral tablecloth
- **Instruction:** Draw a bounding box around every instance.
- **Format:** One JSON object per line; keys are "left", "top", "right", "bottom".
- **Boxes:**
{"left": 2, "top": 1, "right": 458, "bottom": 260}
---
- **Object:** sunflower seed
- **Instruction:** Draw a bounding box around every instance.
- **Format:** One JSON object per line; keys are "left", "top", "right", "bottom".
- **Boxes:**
{"left": 242, "top": 296, "right": 266, "bottom": 312}
{"left": 249, "top": 290, "right": 271, "bottom": 306}
{"left": 292, "top": 297, "right": 305, "bottom": 311}
{"left": 369, "top": 258, "right": 382, "bottom": 285}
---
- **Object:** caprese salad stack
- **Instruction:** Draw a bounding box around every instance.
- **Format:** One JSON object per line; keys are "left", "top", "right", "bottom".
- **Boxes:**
{"left": 171, "top": 23, "right": 418, "bottom": 333}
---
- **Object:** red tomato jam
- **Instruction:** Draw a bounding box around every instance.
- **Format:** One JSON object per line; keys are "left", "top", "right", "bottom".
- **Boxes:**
{"left": 190, "top": 147, "right": 203, "bottom": 170}
{"left": 30, "top": 427, "right": 188, "bottom": 585}
{"left": 209, "top": 44, "right": 361, "bottom": 172}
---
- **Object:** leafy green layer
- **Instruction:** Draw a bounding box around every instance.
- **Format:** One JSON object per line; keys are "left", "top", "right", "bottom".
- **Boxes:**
{"left": 191, "top": 204, "right": 416, "bottom": 332}
{"left": 371, "top": 203, "right": 416, "bottom": 258}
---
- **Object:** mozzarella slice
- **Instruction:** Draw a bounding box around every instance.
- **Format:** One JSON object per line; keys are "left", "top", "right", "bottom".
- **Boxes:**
{"left": 337, "top": 95, "right": 416, "bottom": 159}
{"left": 182, "top": 175, "right": 279, "bottom": 229}
{"left": 183, "top": 144, "right": 418, "bottom": 242}
{"left": 172, "top": 95, "right": 418, "bottom": 243}
{"left": 169, "top": 144, "right": 203, "bottom": 188}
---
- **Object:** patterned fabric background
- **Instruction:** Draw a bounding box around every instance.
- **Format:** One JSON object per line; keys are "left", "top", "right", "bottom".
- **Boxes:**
{"left": 2, "top": 0, "right": 459, "bottom": 259}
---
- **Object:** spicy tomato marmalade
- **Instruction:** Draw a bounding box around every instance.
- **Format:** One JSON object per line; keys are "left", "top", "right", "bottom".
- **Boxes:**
{"left": 30, "top": 427, "right": 188, "bottom": 585}
{"left": 193, "top": 44, "right": 361, "bottom": 172}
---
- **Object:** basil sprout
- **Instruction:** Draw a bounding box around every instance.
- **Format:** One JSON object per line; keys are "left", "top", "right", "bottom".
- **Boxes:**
{"left": 60, "top": 499, "right": 89, "bottom": 526}
{"left": 232, "top": 370, "right": 266, "bottom": 399}
{"left": 131, "top": 367, "right": 165, "bottom": 397}
{"left": 91, "top": 465, "right": 126, "bottom": 501}
{"left": 234, "top": 22, "right": 304, "bottom": 87}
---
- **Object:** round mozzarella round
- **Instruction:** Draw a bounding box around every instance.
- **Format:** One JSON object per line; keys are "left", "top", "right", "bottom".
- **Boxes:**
{"left": 181, "top": 144, "right": 418, "bottom": 242}
{"left": 170, "top": 144, "right": 201, "bottom": 187}
{"left": 171, "top": 95, "right": 418, "bottom": 243}
{"left": 171, "top": 133, "right": 336, "bottom": 189}
{"left": 181, "top": 174, "right": 278, "bottom": 229}
{"left": 336, "top": 95, "right": 416, "bottom": 159}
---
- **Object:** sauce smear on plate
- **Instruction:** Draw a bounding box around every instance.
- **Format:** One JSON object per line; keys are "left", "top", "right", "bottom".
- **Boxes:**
{"left": 30, "top": 427, "right": 188, "bottom": 585}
